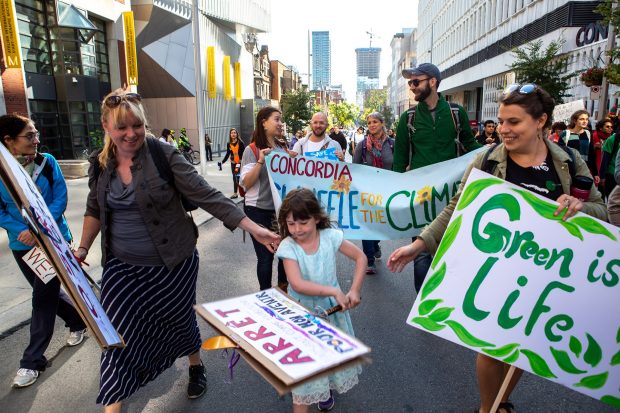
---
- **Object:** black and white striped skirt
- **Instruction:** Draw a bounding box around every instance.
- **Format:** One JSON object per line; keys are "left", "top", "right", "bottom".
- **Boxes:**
{"left": 96, "top": 250, "right": 201, "bottom": 405}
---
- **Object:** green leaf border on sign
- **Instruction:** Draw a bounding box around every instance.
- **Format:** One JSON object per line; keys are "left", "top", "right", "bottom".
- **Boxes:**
{"left": 410, "top": 176, "right": 620, "bottom": 405}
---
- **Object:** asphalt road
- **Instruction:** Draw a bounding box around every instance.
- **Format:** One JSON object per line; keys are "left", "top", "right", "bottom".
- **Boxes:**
{"left": 0, "top": 218, "right": 614, "bottom": 412}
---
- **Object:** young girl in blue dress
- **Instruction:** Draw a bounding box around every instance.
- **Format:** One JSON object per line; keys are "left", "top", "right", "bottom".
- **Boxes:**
{"left": 275, "top": 188, "right": 367, "bottom": 412}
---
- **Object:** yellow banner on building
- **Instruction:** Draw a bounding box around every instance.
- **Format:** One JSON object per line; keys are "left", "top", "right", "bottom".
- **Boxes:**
{"left": 207, "top": 47, "right": 216, "bottom": 99}
{"left": 234, "top": 62, "right": 242, "bottom": 103}
{"left": 0, "top": 0, "right": 22, "bottom": 68}
{"left": 223, "top": 56, "right": 232, "bottom": 100}
{"left": 122, "top": 11, "right": 138, "bottom": 86}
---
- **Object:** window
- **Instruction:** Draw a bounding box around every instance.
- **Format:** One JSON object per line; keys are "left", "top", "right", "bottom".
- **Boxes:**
{"left": 15, "top": 1, "right": 52, "bottom": 75}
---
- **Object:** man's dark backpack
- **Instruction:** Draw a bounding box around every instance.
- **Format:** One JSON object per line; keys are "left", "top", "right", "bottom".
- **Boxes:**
{"left": 92, "top": 138, "right": 198, "bottom": 212}
{"left": 406, "top": 103, "right": 468, "bottom": 156}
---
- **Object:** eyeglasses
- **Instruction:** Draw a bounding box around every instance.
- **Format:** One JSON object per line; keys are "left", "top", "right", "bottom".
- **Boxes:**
{"left": 408, "top": 78, "right": 429, "bottom": 87}
{"left": 104, "top": 93, "right": 142, "bottom": 108}
{"left": 503, "top": 83, "right": 538, "bottom": 95}
{"left": 603, "top": 125, "right": 613, "bottom": 129}
{"left": 16, "top": 131, "right": 40, "bottom": 141}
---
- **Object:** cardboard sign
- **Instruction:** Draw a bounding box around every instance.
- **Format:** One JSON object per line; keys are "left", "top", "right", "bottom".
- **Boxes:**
{"left": 0, "top": 144, "right": 123, "bottom": 349}
{"left": 196, "top": 288, "right": 370, "bottom": 386}
{"left": 553, "top": 100, "right": 586, "bottom": 124}
{"left": 266, "top": 148, "right": 484, "bottom": 240}
{"left": 408, "top": 169, "right": 620, "bottom": 408}
{"left": 22, "top": 246, "right": 56, "bottom": 284}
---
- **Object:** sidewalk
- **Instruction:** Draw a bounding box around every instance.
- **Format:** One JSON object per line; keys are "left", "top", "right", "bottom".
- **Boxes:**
{"left": 0, "top": 156, "right": 238, "bottom": 335}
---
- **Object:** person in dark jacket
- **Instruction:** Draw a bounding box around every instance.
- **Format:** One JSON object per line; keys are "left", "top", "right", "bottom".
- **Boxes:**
{"left": 221, "top": 128, "right": 245, "bottom": 198}
{"left": 329, "top": 125, "right": 348, "bottom": 151}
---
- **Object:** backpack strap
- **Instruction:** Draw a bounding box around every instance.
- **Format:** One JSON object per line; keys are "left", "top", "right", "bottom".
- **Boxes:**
{"left": 449, "top": 103, "right": 467, "bottom": 157}
{"left": 249, "top": 142, "right": 260, "bottom": 160}
{"left": 480, "top": 143, "right": 499, "bottom": 174}
{"left": 560, "top": 145, "right": 577, "bottom": 181}
{"left": 146, "top": 137, "right": 172, "bottom": 183}
{"left": 360, "top": 138, "right": 368, "bottom": 164}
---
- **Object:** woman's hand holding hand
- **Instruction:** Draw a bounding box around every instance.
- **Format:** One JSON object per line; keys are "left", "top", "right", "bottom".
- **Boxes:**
{"left": 554, "top": 194, "right": 583, "bottom": 221}
{"left": 252, "top": 226, "right": 281, "bottom": 253}
{"left": 17, "top": 229, "right": 36, "bottom": 247}
{"left": 387, "top": 243, "right": 418, "bottom": 273}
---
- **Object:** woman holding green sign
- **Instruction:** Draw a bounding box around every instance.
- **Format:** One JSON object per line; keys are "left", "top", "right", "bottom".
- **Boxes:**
{"left": 388, "top": 84, "right": 606, "bottom": 413}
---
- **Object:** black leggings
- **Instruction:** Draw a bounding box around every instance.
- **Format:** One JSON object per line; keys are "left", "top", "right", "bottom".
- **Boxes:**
{"left": 230, "top": 162, "right": 240, "bottom": 194}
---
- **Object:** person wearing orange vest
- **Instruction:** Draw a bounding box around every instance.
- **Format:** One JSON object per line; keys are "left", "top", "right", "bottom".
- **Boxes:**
{"left": 221, "top": 128, "right": 246, "bottom": 199}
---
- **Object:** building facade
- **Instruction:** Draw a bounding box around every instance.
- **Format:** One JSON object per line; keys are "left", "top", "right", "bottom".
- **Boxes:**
{"left": 132, "top": 0, "right": 271, "bottom": 152}
{"left": 0, "top": 0, "right": 130, "bottom": 159}
{"left": 388, "top": 28, "right": 416, "bottom": 119}
{"left": 417, "top": 0, "right": 618, "bottom": 126}
{"left": 312, "top": 31, "right": 331, "bottom": 91}
{"left": 355, "top": 47, "right": 381, "bottom": 108}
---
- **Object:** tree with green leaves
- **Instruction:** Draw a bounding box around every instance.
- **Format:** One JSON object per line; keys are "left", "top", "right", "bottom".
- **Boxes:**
{"left": 328, "top": 101, "right": 359, "bottom": 128}
{"left": 281, "top": 90, "right": 314, "bottom": 134}
{"left": 507, "top": 39, "right": 573, "bottom": 103}
{"left": 596, "top": 0, "right": 620, "bottom": 86}
{"left": 362, "top": 89, "right": 395, "bottom": 127}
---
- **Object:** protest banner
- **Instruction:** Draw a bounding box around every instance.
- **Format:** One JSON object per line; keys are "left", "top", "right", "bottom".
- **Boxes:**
{"left": 0, "top": 144, "right": 123, "bottom": 349}
{"left": 196, "top": 288, "right": 370, "bottom": 388}
{"left": 266, "top": 148, "right": 484, "bottom": 240}
{"left": 553, "top": 100, "right": 586, "bottom": 124}
{"left": 407, "top": 169, "right": 619, "bottom": 408}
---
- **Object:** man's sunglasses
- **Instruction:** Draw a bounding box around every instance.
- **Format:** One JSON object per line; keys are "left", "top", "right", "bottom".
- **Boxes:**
{"left": 408, "top": 78, "right": 429, "bottom": 87}
{"left": 503, "top": 83, "right": 537, "bottom": 95}
{"left": 104, "top": 93, "right": 142, "bottom": 108}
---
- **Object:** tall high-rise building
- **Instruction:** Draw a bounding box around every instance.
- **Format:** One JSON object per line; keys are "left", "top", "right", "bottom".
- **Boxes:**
{"left": 312, "top": 31, "right": 331, "bottom": 90}
{"left": 355, "top": 47, "right": 381, "bottom": 107}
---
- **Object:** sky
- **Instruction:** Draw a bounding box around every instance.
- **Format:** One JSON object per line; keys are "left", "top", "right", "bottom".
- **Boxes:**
{"left": 260, "top": 0, "right": 419, "bottom": 103}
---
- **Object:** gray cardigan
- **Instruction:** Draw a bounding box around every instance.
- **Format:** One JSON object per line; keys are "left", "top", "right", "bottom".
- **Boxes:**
{"left": 85, "top": 138, "right": 245, "bottom": 270}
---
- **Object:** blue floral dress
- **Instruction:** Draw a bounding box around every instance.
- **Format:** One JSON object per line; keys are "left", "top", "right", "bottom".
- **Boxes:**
{"left": 275, "top": 228, "right": 361, "bottom": 405}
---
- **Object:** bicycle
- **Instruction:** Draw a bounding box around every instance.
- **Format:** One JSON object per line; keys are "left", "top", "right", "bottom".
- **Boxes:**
{"left": 180, "top": 145, "right": 200, "bottom": 165}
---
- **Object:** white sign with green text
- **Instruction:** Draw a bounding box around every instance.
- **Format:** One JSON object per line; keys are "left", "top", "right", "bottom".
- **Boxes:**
{"left": 408, "top": 169, "right": 620, "bottom": 408}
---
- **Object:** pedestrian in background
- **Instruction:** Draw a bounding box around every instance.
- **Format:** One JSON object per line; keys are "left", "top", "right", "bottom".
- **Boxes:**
{"left": 204, "top": 132, "right": 213, "bottom": 161}
{"left": 240, "top": 106, "right": 290, "bottom": 291}
{"left": 221, "top": 128, "right": 245, "bottom": 199}
{"left": 75, "top": 89, "right": 279, "bottom": 412}
{"left": 561, "top": 109, "right": 591, "bottom": 161}
{"left": 589, "top": 118, "right": 613, "bottom": 187}
{"left": 548, "top": 121, "right": 567, "bottom": 143}
{"left": 600, "top": 129, "right": 620, "bottom": 199}
{"left": 159, "top": 128, "right": 172, "bottom": 145}
{"left": 0, "top": 114, "right": 87, "bottom": 389}
{"left": 353, "top": 112, "right": 394, "bottom": 274}
{"left": 388, "top": 84, "right": 606, "bottom": 413}
{"left": 476, "top": 120, "right": 500, "bottom": 145}
{"left": 289, "top": 130, "right": 303, "bottom": 150}
{"left": 393, "top": 62, "right": 481, "bottom": 292}
{"left": 608, "top": 150, "right": 620, "bottom": 226}
{"left": 275, "top": 188, "right": 366, "bottom": 413}
{"left": 329, "top": 125, "right": 348, "bottom": 152}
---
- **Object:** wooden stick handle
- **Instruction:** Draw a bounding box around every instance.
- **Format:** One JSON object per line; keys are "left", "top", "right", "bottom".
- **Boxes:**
{"left": 490, "top": 364, "right": 516, "bottom": 413}
{"left": 324, "top": 305, "right": 342, "bottom": 316}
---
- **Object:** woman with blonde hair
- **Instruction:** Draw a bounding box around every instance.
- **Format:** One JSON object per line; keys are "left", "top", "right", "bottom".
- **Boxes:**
{"left": 75, "top": 89, "right": 280, "bottom": 412}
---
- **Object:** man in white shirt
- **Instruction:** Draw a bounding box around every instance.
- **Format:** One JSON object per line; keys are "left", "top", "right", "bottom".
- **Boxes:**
{"left": 291, "top": 112, "right": 344, "bottom": 160}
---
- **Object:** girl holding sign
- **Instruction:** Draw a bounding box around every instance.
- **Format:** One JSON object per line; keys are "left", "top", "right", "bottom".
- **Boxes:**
{"left": 388, "top": 85, "right": 606, "bottom": 413}
{"left": 0, "top": 114, "right": 87, "bottom": 388}
{"left": 276, "top": 188, "right": 367, "bottom": 412}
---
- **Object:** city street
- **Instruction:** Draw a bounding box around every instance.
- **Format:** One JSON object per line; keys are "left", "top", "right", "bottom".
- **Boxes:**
{"left": 0, "top": 217, "right": 614, "bottom": 412}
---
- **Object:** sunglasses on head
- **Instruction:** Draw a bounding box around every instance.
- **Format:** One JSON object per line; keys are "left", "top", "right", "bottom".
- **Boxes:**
{"left": 104, "top": 93, "right": 142, "bottom": 108}
{"left": 408, "top": 77, "right": 429, "bottom": 87}
{"left": 503, "top": 83, "right": 538, "bottom": 96}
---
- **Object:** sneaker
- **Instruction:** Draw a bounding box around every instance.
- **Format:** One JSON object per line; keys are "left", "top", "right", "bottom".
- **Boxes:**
{"left": 317, "top": 391, "right": 335, "bottom": 411}
{"left": 12, "top": 368, "right": 39, "bottom": 388}
{"left": 230, "top": 193, "right": 239, "bottom": 199}
{"left": 374, "top": 246, "right": 382, "bottom": 259}
{"left": 187, "top": 362, "right": 207, "bottom": 399}
{"left": 365, "top": 264, "right": 377, "bottom": 275}
{"left": 66, "top": 329, "right": 86, "bottom": 347}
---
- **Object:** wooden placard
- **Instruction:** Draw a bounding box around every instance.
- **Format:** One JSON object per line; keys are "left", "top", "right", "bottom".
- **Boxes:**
{"left": 0, "top": 145, "right": 123, "bottom": 348}
{"left": 195, "top": 288, "right": 371, "bottom": 387}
